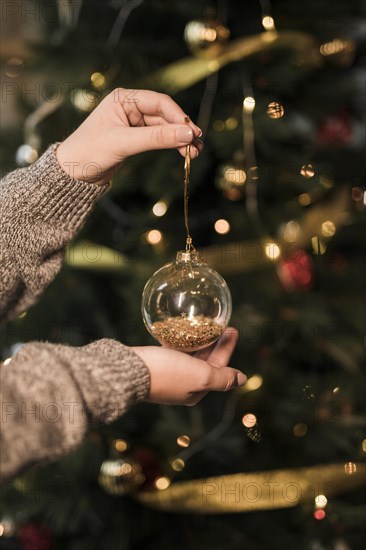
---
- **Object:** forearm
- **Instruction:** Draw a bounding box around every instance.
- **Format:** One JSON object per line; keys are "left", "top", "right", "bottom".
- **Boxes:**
{"left": 0, "top": 144, "right": 108, "bottom": 321}
{"left": 0, "top": 338, "right": 150, "bottom": 480}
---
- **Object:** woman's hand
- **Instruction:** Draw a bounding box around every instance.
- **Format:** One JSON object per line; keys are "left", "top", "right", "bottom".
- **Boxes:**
{"left": 56, "top": 88, "right": 203, "bottom": 185}
{"left": 132, "top": 328, "right": 246, "bottom": 406}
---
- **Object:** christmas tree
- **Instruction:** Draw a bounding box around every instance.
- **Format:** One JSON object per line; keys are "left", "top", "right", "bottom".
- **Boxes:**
{"left": 1, "top": 0, "right": 365, "bottom": 549}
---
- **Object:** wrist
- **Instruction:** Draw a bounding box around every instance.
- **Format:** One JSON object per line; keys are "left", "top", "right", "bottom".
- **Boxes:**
{"left": 56, "top": 141, "right": 109, "bottom": 186}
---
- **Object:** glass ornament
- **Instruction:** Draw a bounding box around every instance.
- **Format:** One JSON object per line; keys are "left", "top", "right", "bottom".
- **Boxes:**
{"left": 141, "top": 250, "right": 232, "bottom": 352}
{"left": 141, "top": 135, "right": 232, "bottom": 352}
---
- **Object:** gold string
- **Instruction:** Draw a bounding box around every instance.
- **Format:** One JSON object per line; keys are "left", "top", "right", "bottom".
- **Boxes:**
{"left": 183, "top": 116, "right": 195, "bottom": 252}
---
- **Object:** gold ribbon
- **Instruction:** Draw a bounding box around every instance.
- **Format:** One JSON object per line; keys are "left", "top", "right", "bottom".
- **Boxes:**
{"left": 136, "top": 463, "right": 366, "bottom": 514}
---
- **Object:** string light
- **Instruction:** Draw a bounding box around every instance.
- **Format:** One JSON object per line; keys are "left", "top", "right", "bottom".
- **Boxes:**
{"left": 320, "top": 39, "right": 349, "bottom": 56}
{"left": 314, "top": 509, "right": 326, "bottom": 520}
{"left": 170, "top": 458, "right": 185, "bottom": 471}
{"left": 362, "top": 439, "right": 366, "bottom": 453}
{"left": 262, "top": 16, "right": 275, "bottom": 31}
{"left": 321, "top": 220, "right": 336, "bottom": 237}
{"left": 300, "top": 164, "right": 315, "bottom": 178}
{"left": 177, "top": 435, "right": 190, "bottom": 448}
{"left": 243, "top": 96, "right": 256, "bottom": 113}
{"left": 5, "top": 57, "right": 24, "bottom": 78}
{"left": 223, "top": 167, "right": 246, "bottom": 185}
{"left": 344, "top": 462, "right": 357, "bottom": 475}
{"left": 155, "top": 476, "right": 171, "bottom": 490}
{"left": 71, "top": 89, "right": 99, "bottom": 112}
{"left": 244, "top": 375, "right": 263, "bottom": 391}
{"left": 152, "top": 200, "right": 168, "bottom": 217}
{"left": 298, "top": 193, "right": 311, "bottom": 206}
{"left": 283, "top": 221, "right": 300, "bottom": 242}
{"left": 146, "top": 229, "right": 163, "bottom": 245}
{"left": 213, "top": 120, "right": 225, "bottom": 131}
{"left": 264, "top": 242, "right": 281, "bottom": 260}
{"left": 225, "top": 117, "right": 238, "bottom": 130}
{"left": 90, "top": 72, "right": 106, "bottom": 90}
{"left": 315, "top": 494, "right": 328, "bottom": 509}
{"left": 333, "top": 387, "right": 340, "bottom": 394}
{"left": 114, "top": 439, "right": 128, "bottom": 452}
{"left": 311, "top": 236, "right": 327, "bottom": 255}
{"left": 293, "top": 423, "right": 308, "bottom": 437}
{"left": 242, "top": 413, "right": 257, "bottom": 428}
{"left": 267, "top": 102, "right": 284, "bottom": 119}
{"left": 214, "top": 219, "right": 230, "bottom": 235}
{"left": 225, "top": 189, "right": 241, "bottom": 201}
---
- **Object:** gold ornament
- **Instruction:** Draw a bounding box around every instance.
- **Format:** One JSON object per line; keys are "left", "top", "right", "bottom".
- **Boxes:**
{"left": 98, "top": 458, "right": 145, "bottom": 496}
{"left": 184, "top": 19, "right": 230, "bottom": 58}
{"left": 136, "top": 462, "right": 366, "bottom": 514}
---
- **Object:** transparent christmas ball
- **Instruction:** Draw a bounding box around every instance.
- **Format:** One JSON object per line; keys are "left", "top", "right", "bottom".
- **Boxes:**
{"left": 98, "top": 458, "right": 145, "bottom": 496}
{"left": 141, "top": 250, "right": 232, "bottom": 352}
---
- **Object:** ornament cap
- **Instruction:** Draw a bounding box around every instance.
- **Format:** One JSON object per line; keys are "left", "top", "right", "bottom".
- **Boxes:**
{"left": 176, "top": 250, "right": 201, "bottom": 264}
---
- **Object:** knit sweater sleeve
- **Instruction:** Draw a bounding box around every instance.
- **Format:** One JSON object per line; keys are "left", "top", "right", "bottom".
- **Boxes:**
{"left": 0, "top": 143, "right": 108, "bottom": 321}
{"left": 0, "top": 338, "right": 150, "bottom": 480}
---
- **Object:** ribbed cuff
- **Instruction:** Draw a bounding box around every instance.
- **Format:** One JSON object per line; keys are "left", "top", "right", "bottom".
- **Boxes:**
{"left": 21, "top": 143, "right": 109, "bottom": 229}
{"left": 63, "top": 339, "right": 151, "bottom": 424}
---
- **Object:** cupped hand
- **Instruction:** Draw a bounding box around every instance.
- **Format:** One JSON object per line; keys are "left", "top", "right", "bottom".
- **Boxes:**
{"left": 56, "top": 88, "right": 203, "bottom": 185}
{"left": 132, "top": 328, "right": 246, "bottom": 406}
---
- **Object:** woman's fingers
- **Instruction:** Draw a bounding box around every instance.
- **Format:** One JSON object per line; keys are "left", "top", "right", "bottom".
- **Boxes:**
{"left": 194, "top": 328, "right": 238, "bottom": 364}
{"left": 115, "top": 88, "right": 201, "bottom": 137}
{"left": 117, "top": 124, "right": 200, "bottom": 157}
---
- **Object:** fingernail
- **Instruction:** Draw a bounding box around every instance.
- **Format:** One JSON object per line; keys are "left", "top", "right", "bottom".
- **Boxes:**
{"left": 176, "top": 126, "right": 193, "bottom": 144}
{"left": 236, "top": 372, "right": 247, "bottom": 386}
{"left": 198, "top": 129, "right": 203, "bottom": 138}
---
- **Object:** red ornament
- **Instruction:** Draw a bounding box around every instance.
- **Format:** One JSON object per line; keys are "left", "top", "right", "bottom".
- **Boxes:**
{"left": 317, "top": 109, "right": 352, "bottom": 147}
{"left": 279, "top": 249, "right": 313, "bottom": 291}
{"left": 18, "top": 523, "right": 53, "bottom": 550}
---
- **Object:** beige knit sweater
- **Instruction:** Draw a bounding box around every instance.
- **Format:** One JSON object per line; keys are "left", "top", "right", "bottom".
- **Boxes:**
{"left": 0, "top": 144, "right": 150, "bottom": 480}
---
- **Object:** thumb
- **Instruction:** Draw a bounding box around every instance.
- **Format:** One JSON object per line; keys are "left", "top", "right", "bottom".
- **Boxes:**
{"left": 203, "top": 363, "right": 247, "bottom": 392}
{"left": 119, "top": 124, "right": 194, "bottom": 156}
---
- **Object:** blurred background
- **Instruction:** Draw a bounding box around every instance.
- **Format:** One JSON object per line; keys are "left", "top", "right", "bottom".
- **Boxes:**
{"left": 1, "top": 0, "right": 365, "bottom": 549}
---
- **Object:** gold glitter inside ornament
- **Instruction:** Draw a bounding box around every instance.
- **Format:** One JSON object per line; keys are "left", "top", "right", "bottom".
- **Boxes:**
{"left": 141, "top": 139, "right": 232, "bottom": 351}
{"left": 141, "top": 251, "right": 231, "bottom": 352}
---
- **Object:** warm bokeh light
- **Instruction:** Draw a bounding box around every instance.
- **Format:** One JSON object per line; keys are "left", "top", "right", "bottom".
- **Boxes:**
{"left": 351, "top": 187, "right": 363, "bottom": 201}
{"left": 223, "top": 168, "right": 246, "bottom": 185}
{"left": 171, "top": 458, "right": 185, "bottom": 471}
{"left": 300, "top": 164, "right": 315, "bottom": 178}
{"left": 72, "top": 89, "right": 99, "bottom": 112}
{"left": 298, "top": 193, "right": 311, "bottom": 206}
{"left": 267, "top": 102, "right": 284, "bottom": 119}
{"left": 321, "top": 220, "right": 336, "bottom": 237}
{"left": 114, "top": 439, "right": 128, "bottom": 452}
{"left": 315, "top": 494, "right": 328, "bottom": 509}
{"left": 245, "top": 375, "right": 263, "bottom": 391}
{"left": 333, "top": 387, "right": 340, "bottom": 394}
{"left": 243, "top": 96, "right": 256, "bottom": 113}
{"left": 225, "top": 188, "right": 242, "bottom": 201}
{"left": 225, "top": 117, "right": 238, "bottom": 130}
{"left": 3, "top": 358, "right": 12, "bottom": 366}
{"left": 344, "top": 462, "right": 357, "bottom": 475}
{"left": 213, "top": 120, "right": 225, "bottom": 132}
{"left": 311, "top": 236, "right": 327, "bottom": 255}
{"left": 320, "top": 39, "right": 349, "bottom": 56}
{"left": 247, "top": 165, "right": 259, "bottom": 180}
{"left": 155, "top": 476, "right": 171, "bottom": 490}
{"left": 262, "top": 16, "right": 275, "bottom": 31}
{"left": 283, "top": 220, "right": 300, "bottom": 242}
{"left": 242, "top": 413, "right": 257, "bottom": 428}
{"left": 146, "top": 229, "right": 163, "bottom": 245}
{"left": 152, "top": 200, "right": 168, "bottom": 217}
{"left": 264, "top": 242, "right": 281, "bottom": 260}
{"left": 91, "top": 72, "right": 106, "bottom": 90}
{"left": 214, "top": 219, "right": 230, "bottom": 235}
{"left": 314, "top": 509, "right": 326, "bottom": 520}
{"left": 293, "top": 423, "right": 308, "bottom": 437}
{"left": 362, "top": 439, "right": 366, "bottom": 453}
{"left": 177, "top": 435, "right": 191, "bottom": 448}
{"left": 5, "top": 57, "right": 24, "bottom": 78}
